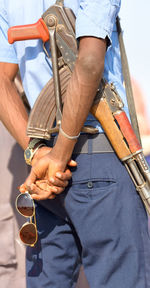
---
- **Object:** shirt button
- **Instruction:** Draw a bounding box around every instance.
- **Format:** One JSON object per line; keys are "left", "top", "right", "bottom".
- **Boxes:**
{"left": 87, "top": 181, "right": 93, "bottom": 189}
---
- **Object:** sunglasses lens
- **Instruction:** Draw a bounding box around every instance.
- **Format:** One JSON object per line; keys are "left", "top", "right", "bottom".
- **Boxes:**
{"left": 16, "top": 193, "right": 34, "bottom": 217}
{"left": 20, "top": 223, "right": 37, "bottom": 246}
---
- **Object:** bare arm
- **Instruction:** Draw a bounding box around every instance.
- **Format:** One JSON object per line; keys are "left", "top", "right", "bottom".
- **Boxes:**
{"left": 0, "top": 62, "right": 29, "bottom": 150}
{"left": 0, "top": 62, "right": 74, "bottom": 194}
{"left": 51, "top": 37, "right": 107, "bottom": 163}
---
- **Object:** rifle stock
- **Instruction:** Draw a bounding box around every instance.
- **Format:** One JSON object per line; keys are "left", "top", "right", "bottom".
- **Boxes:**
{"left": 90, "top": 98, "right": 131, "bottom": 160}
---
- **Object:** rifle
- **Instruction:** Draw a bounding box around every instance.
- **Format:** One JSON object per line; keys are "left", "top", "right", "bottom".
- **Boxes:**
{"left": 8, "top": 0, "right": 98, "bottom": 137}
{"left": 8, "top": 1, "right": 150, "bottom": 215}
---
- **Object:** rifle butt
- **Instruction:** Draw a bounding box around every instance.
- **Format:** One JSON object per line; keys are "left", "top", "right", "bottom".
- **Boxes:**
{"left": 90, "top": 98, "right": 131, "bottom": 160}
{"left": 114, "top": 111, "right": 142, "bottom": 153}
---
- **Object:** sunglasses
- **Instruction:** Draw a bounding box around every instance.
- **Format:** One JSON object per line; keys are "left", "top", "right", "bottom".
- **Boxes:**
{"left": 15, "top": 191, "right": 38, "bottom": 247}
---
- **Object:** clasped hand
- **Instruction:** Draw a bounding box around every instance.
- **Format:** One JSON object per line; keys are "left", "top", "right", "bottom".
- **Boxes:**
{"left": 19, "top": 146, "right": 77, "bottom": 200}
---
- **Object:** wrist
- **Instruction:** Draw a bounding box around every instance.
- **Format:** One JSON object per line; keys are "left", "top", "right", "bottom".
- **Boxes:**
{"left": 59, "top": 124, "right": 80, "bottom": 140}
{"left": 52, "top": 133, "right": 77, "bottom": 163}
{"left": 31, "top": 145, "right": 51, "bottom": 166}
{"left": 24, "top": 138, "right": 46, "bottom": 165}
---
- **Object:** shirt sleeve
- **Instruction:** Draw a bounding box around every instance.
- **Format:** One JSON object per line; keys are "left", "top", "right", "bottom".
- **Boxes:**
{"left": 76, "top": 0, "right": 121, "bottom": 44}
{"left": 0, "top": 0, "right": 18, "bottom": 63}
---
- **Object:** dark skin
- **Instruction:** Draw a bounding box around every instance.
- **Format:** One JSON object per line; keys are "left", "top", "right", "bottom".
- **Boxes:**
{"left": 20, "top": 36, "right": 107, "bottom": 200}
{"left": 0, "top": 64, "right": 76, "bottom": 195}
{"left": 0, "top": 36, "right": 106, "bottom": 199}
{"left": 0, "top": 62, "right": 29, "bottom": 149}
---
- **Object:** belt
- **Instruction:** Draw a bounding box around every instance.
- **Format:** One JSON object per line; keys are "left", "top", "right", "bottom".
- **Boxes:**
{"left": 73, "top": 133, "right": 114, "bottom": 154}
{"left": 48, "top": 133, "right": 114, "bottom": 154}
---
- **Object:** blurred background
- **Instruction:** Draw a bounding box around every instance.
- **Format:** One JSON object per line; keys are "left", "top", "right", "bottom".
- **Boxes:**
{"left": 120, "top": 0, "right": 150, "bottom": 159}
{"left": 120, "top": 0, "right": 150, "bottom": 104}
{"left": 0, "top": 1, "right": 150, "bottom": 287}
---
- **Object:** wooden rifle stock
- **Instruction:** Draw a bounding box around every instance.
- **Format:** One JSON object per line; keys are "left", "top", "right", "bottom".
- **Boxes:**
{"left": 90, "top": 98, "right": 131, "bottom": 160}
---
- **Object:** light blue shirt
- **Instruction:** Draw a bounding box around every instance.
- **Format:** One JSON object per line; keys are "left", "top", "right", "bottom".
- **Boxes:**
{"left": 0, "top": 0, "right": 128, "bottom": 132}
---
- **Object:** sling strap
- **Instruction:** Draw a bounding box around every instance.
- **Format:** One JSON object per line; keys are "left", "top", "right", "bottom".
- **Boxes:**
{"left": 116, "top": 16, "right": 142, "bottom": 145}
{"left": 56, "top": 0, "right": 64, "bottom": 5}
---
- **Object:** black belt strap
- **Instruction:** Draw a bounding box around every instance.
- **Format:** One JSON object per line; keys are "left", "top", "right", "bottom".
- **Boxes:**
{"left": 48, "top": 134, "right": 114, "bottom": 154}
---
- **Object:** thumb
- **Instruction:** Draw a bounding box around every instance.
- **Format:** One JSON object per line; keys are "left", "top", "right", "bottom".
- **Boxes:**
{"left": 67, "top": 159, "right": 77, "bottom": 167}
{"left": 19, "top": 184, "right": 26, "bottom": 193}
{"left": 21, "top": 170, "right": 37, "bottom": 192}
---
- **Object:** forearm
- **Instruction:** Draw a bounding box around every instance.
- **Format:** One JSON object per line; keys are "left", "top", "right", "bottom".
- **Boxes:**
{"left": 52, "top": 37, "right": 107, "bottom": 163}
{"left": 0, "top": 73, "right": 29, "bottom": 150}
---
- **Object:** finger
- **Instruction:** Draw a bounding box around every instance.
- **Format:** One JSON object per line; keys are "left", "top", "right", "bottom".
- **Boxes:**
{"left": 55, "top": 169, "right": 72, "bottom": 181}
{"left": 48, "top": 194, "right": 56, "bottom": 200}
{"left": 36, "top": 180, "right": 53, "bottom": 191}
{"left": 29, "top": 183, "right": 64, "bottom": 199}
{"left": 18, "top": 184, "right": 26, "bottom": 193}
{"left": 49, "top": 177, "right": 69, "bottom": 188}
{"left": 36, "top": 180, "right": 65, "bottom": 195}
{"left": 67, "top": 159, "right": 77, "bottom": 167}
{"left": 24, "top": 169, "right": 37, "bottom": 188}
{"left": 51, "top": 186, "right": 65, "bottom": 195}
{"left": 31, "top": 193, "right": 53, "bottom": 200}
{"left": 36, "top": 180, "right": 65, "bottom": 196}
{"left": 29, "top": 183, "right": 55, "bottom": 200}
{"left": 31, "top": 194, "right": 55, "bottom": 200}
{"left": 32, "top": 192, "right": 56, "bottom": 200}
{"left": 36, "top": 180, "right": 59, "bottom": 193}
{"left": 26, "top": 183, "right": 42, "bottom": 195}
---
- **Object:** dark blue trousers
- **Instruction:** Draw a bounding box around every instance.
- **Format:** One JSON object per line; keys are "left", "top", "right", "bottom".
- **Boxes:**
{"left": 26, "top": 151, "right": 150, "bottom": 287}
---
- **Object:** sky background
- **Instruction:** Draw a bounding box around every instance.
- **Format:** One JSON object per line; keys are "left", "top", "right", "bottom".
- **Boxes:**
{"left": 120, "top": 0, "right": 150, "bottom": 115}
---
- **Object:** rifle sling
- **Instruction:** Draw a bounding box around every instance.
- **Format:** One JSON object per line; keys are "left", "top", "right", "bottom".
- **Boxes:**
{"left": 116, "top": 17, "right": 142, "bottom": 145}
{"left": 27, "top": 6, "right": 141, "bottom": 143}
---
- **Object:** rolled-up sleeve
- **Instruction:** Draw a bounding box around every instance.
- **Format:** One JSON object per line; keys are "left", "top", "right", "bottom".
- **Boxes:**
{"left": 76, "top": 0, "right": 121, "bottom": 44}
{"left": 0, "top": 0, "right": 18, "bottom": 63}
